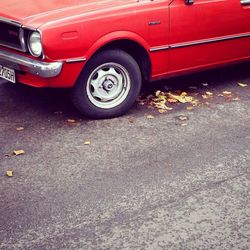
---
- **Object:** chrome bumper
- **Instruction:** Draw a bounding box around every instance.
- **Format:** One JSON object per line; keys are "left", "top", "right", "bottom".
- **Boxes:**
{"left": 0, "top": 49, "right": 62, "bottom": 78}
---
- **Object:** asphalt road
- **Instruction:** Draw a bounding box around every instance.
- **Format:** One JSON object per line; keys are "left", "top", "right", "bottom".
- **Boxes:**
{"left": 0, "top": 63, "right": 250, "bottom": 250}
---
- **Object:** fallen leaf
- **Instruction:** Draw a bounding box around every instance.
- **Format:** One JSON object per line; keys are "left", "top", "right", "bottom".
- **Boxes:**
{"left": 191, "top": 100, "right": 199, "bottom": 106}
{"left": 180, "top": 123, "right": 188, "bottom": 127}
{"left": 155, "top": 90, "right": 162, "bottom": 97}
{"left": 158, "top": 109, "right": 167, "bottom": 114}
{"left": 202, "top": 95, "right": 209, "bottom": 99}
{"left": 16, "top": 127, "right": 24, "bottom": 131}
{"left": 232, "top": 97, "right": 240, "bottom": 101}
{"left": 206, "top": 91, "right": 213, "bottom": 96}
{"left": 13, "top": 150, "right": 25, "bottom": 156}
{"left": 167, "top": 98, "right": 178, "bottom": 103}
{"left": 202, "top": 83, "right": 209, "bottom": 86}
{"left": 128, "top": 117, "right": 135, "bottom": 123}
{"left": 178, "top": 115, "right": 188, "bottom": 121}
{"left": 6, "top": 171, "right": 13, "bottom": 177}
{"left": 67, "top": 119, "right": 76, "bottom": 123}
{"left": 146, "top": 115, "right": 154, "bottom": 119}
{"left": 189, "top": 86, "right": 198, "bottom": 90}
{"left": 222, "top": 91, "right": 232, "bottom": 96}
{"left": 237, "top": 82, "right": 248, "bottom": 87}
{"left": 84, "top": 141, "right": 91, "bottom": 145}
{"left": 168, "top": 93, "right": 194, "bottom": 104}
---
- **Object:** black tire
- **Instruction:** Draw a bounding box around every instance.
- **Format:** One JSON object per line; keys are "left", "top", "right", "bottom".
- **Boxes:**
{"left": 70, "top": 49, "right": 142, "bottom": 119}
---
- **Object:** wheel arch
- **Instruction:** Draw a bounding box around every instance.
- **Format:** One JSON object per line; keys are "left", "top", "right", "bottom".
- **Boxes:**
{"left": 83, "top": 31, "right": 152, "bottom": 82}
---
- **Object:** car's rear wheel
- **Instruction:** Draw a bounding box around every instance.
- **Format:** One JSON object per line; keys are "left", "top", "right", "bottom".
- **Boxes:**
{"left": 70, "top": 49, "right": 142, "bottom": 119}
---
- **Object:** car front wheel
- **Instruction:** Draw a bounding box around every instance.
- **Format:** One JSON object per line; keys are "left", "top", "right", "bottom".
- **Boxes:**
{"left": 70, "top": 49, "right": 142, "bottom": 119}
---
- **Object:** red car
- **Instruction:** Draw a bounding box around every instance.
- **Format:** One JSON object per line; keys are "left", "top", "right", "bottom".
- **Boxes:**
{"left": 0, "top": 0, "right": 249, "bottom": 118}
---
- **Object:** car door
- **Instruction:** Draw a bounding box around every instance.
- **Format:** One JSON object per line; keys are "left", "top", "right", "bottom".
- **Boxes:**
{"left": 168, "top": 0, "right": 250, "bottom": 73}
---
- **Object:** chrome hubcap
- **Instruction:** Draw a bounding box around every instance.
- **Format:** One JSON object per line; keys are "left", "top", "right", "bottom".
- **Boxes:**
{"left": 86, "top": 63, "right": 131, "bottom": 109}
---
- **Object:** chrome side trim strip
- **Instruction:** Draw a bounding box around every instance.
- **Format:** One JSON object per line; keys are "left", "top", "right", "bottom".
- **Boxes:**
{"left": 171, "top": 33, "right": 250, "bottom": 49}
{"left": 150, "top": 33, "right": 250, "bottom": 52}
{"left": 66, "top": 57, "right": 86, "bottom": 63}
{"left": 0, "top": 49, "right": 62, "bottom": 78}
{"left": 150, "top": 45, "right": 170, "bottom": 52}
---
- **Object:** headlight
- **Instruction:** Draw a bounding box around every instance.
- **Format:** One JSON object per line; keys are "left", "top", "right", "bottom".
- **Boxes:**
{"left": 28, "top": 32, "right": 42, "bottom": 57}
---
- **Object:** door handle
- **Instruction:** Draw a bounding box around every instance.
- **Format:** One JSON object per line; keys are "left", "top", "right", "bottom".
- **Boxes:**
{"left": 241, "top": 0, "right": 250, "bottom": 5}
{"left": 185, "top": 0, "right": 194, "bottom": 5}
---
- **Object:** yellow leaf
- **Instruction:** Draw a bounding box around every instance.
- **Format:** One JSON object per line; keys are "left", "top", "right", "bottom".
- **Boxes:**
{"left": 202, "top": 83, "right": 209, "bottom": 86}
{"left": 232, "top": 97, "right": 240, "bottom": 101}
{"left": 222, "top": 91, "right": 232, "bottom": 96}
{"left": 180, "top": 92, "right": 187, "bottom": 97}
{"left": 206, "top": 91, "right": 213, "bottom": 96}
{"left": 178, "top": 115, "right": 188, "bottom": 121}
{"left": 155, "top": 90, "right": 162, "bottom": 97}
{"left": 180, "top": 123, "right": 188, "bottom": 127}
{"left": 158, "top": 109, "right": 167, "bottom": 114}
{"left": 16, "top": 127, "right": 24, "bottom": 131}
{"left": 67, "top": 119, "right": 76, "bottom": 123}
{"left": 146, "top": 115, "right": 154, "bottom": 119}
{"left": 168, "top": 93, "right": 194, "bottom": 104}
{"left": 237, "top": 83, "right": 248, "bottom": 87}
{"left": 167, "top": 98, "right": 178, "bottom": 103}
{"left": 84, "top": 141, "right": 91, "bottom": 145}
{"left": 6, "top": 171, "right": 13, "bottom": 177}
{"left": 13, "top": 150, "right": 25, "bottom": 156}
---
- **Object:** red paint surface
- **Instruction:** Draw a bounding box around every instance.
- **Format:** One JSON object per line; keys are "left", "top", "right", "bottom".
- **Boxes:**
{"left": 0, "top": 0, "right": 249, "bottom": 88}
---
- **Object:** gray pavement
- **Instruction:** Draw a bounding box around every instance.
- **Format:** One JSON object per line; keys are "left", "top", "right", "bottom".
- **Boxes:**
{"left": 0, "top": 63, "right": 250, "bottom": 249}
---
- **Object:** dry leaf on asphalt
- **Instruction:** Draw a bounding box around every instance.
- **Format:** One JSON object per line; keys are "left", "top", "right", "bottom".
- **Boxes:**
{"left": 178, "top": 115, "right": 188, "bottom": 121}
{"left": 67, "top": 119, "right": 76, "bottom": 123}
{"left": 158, "top": 109, "right": 167, "bottom": 114}
{"left": 222, "top": 91, "right": 232, "bottom": 96}
{"left": 201, "top": 83, "right": 209, "bottom": 86}
{"left": 13, "top": 150, "right": 25, "bottom": 156}
{"left": 84, "top": 141, "right": 91, "bottom": 145}
{"left": 146, "top": 115, "right": 154, "bottom": 119}
{"left": 189, "top": 86, "right": 198, "bottom": 90}
{"left": 202, "top": 95, "right": 209, "bottom": 99}
{"left": 128, "top": 117, "right": 135, "bottom": 123}
{"left": 237, "top": 82, "right": 248, "bottom": 87}
{"left": 6, "top": 171, "right": 13, "bottom": 177}
{"left": 180, "top": 123, "right": 188, "bottom": 127}
{"left": 232, "top": 97, "right": 240, "bottom": 101}
{"left": 206, "top": 91, "right": 213, "bottom": 96}
{"left": 16, "top": 127, "right": 24, "bottom": 131}
{"left": 168, "top": 92, "right": 194, "bottom": 104}
{"left": 167, "top": 98, "right": 178, "bottom": 103}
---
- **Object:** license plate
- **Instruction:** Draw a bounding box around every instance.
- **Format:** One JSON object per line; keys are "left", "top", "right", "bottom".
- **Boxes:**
{"left": 0, "top": 65, "right": 16, "bottom": 83}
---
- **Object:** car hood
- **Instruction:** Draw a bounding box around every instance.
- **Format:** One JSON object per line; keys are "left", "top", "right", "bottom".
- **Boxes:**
{"left": 0, "top": 0, "right": 137, "bottom": 28}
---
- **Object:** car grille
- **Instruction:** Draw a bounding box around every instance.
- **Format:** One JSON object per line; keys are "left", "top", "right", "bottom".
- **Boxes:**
{"left": 0, "top": 20, "right": 25, "bottom": 51}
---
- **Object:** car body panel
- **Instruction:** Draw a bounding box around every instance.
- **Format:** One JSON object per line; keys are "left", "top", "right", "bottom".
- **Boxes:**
{"left": 168, "top": 0, "right": 250, "bottom": 74}
{"left": 0, "top": 0, "right": 249, "bottom": 88}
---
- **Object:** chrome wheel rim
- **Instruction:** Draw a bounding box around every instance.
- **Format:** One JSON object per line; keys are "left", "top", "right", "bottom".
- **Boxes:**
{"left": 86, "top": 63, "right": 131, "bottom": 109}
